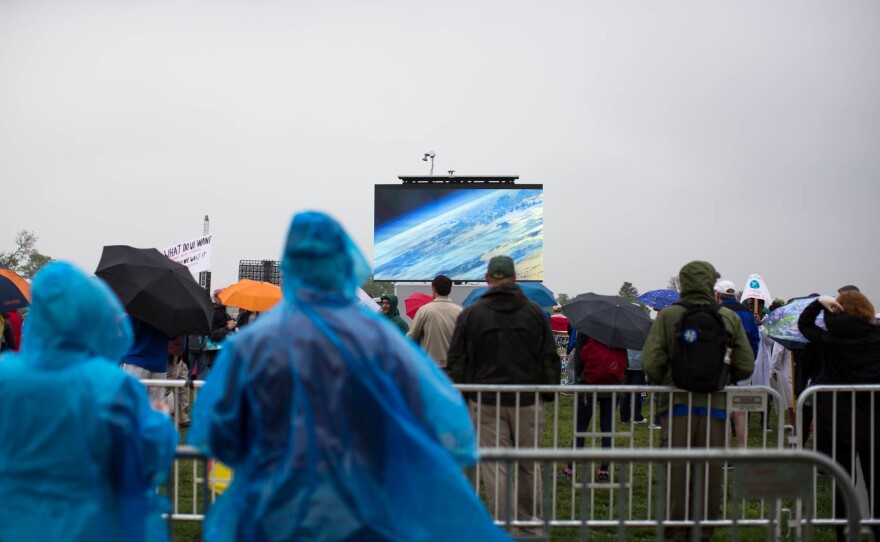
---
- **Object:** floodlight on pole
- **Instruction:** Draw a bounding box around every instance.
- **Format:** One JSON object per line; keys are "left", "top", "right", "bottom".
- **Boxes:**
{"left": 422, "top": 151, "right": 436, "bottom": 175}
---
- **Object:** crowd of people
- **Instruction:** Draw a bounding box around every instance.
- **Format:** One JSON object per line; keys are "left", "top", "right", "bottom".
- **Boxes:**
{"left": 0, "top": 210, "right": 877, "bottom": 542}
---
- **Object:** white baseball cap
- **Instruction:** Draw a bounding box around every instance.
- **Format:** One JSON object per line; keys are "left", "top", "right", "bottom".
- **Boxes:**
{"left": 714, "top": 280, "right": 736, "bottom": 295}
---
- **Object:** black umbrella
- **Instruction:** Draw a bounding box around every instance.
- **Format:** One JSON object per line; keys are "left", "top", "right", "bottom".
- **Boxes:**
{"left": 561, "top": 293, "right": 653, "bottom": 350}
{"left": 95, "top": 245, "right": 213, "bottom": 337}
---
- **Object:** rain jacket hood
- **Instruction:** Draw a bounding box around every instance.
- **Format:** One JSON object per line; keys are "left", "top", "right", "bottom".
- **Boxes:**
{"left": 281, "top": 211, "right": 371, "bottom": 303}
{"left": 380, "top": 293, "right": 410, "bottom": 333}
{"left": 640, "top": 260, "right": 755, "bottom": 413}
{"left": 25, "top": 261, "right": 133, "bottom": 366}
{"left": 678, "top": 260, "right": 717, "bottom": 306}
{"left": 0, "top": 262, "right": 176, "bottom": 542}
{"left": 188, "top": 212, "right": 509, "bottom": 542}
{"left": 380, "top": 293, "right": 402, "bottom": 317}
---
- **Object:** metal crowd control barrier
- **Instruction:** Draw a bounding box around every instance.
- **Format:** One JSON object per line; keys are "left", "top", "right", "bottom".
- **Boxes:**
{"left": 478, "top": 448, "right": 863, "bottom": 542}
{"left": 795, "top": 384, "right": 880, "bottom": 536}
{"left": 165, "top": 446, "right": 863, "bottom": 542}
{"left": 147, "top": 380, "right": 805, "bottom": 535}
{"left": 142, "top": 379, "right": 208, "bottom": 523}
{"left": 458, "top": 384, "right": 790, "bottom": 534}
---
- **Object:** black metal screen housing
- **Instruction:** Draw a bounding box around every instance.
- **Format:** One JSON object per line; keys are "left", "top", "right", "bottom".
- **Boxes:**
{"left": 238, "top": 260, "right": 282, "bottom": 285}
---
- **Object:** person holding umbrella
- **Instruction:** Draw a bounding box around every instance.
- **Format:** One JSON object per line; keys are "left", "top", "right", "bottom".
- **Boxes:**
{"left": 559, "top": 334, "right": 628, "bottom": 483}
{"left": 121, "top": 317, "right": 171, "bottom": 405}
{"left": 798, "top": 291, "right": 880, "bottom": 541}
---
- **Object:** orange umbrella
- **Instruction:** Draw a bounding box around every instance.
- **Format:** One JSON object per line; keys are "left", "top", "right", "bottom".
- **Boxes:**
{"left": 218, "top": 279, "right": 282, "bottom": 312}
{"left": 0, "top": 264, "right": 31, "bottom": 311}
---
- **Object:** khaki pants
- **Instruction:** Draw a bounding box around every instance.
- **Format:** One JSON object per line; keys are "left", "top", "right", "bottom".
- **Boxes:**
{"left": 469, "top": 401, "right": 544, "bottom": 535}
{"left": 660, "top": 414, "right": 726, "bottom": 542}
{"left": 166, "top": 356, "right": 190, "bottom": 424}
{"left": 121, "top": 364, "right": 167, "bottom": 406}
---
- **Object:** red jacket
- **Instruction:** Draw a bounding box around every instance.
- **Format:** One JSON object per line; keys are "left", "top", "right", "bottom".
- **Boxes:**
{"left": 5, "top": 311, "right": 22, "bottom": 352}
{"left": 579, "top": 338, "right": 627, "bottom": 384}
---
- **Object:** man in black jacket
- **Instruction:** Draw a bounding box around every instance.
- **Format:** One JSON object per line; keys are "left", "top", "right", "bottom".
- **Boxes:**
{"left": 448, "top": 256, "right": 559, "bottom": 535}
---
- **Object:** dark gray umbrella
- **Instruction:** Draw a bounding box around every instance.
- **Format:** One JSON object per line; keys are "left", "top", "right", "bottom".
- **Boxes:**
{"left": 561, "top": 293, "right": 653, "bottom": 350}
{"left": 95, "top": 245, "right": 213, "bottom": 337}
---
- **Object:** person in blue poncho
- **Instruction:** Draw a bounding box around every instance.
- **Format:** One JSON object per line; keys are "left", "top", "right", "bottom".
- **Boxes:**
{"left": 188, "top": 211, "right": 511, "bottom": 542}
{"left": 0, "top": 262, "right": 177, "bottom": 542}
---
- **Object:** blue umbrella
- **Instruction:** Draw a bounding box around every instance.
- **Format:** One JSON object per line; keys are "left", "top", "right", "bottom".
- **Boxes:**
{"left": 462, "top": 282, "right": 556, "bottom": 308}
{"left": 635, "top": 289, "right": 680, "bottom": 310}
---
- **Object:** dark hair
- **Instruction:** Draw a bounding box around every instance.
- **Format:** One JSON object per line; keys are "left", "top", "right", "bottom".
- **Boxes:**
{"left": 432, "top": 275, "right": 452, "bottom": 297}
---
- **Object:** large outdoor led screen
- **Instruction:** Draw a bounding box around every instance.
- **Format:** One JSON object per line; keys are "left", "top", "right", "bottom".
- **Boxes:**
{"left": 373, "top": 184, "right": 544, "bottom": 281}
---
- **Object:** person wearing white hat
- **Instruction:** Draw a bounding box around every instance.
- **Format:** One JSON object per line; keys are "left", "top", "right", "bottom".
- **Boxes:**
{"left": 714, "top": 279, "right": 760, "bottom": 450}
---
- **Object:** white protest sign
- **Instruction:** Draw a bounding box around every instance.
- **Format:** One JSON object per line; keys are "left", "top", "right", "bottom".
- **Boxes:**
{"left": 741, "top": 274, "right": 771, "bottom": 304}
{"left": 163, "top": 235, "right": 212, "bottom": 275}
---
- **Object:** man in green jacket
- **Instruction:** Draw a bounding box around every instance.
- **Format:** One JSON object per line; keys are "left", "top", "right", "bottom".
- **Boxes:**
{"left": 380, "top": 294, "right": 409, "bottom": 334}
{"left": 641, "top": 260, "right": 754, "bottom": 542}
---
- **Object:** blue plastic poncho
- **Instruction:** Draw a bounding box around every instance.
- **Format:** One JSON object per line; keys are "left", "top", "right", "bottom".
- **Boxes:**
{"left": 188, "top": 211, "right": 510, "bottom": 542}
{"left": 0, "top": 262, "right": 177, "bottom": 542}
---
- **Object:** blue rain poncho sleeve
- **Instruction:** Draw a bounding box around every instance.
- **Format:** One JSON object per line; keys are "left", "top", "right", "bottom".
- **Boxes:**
{"left": 104, "top": 376, "right": 179, "bottom": 542}
{"left": 187, "top": 211, "right": 510, "bottom": 542}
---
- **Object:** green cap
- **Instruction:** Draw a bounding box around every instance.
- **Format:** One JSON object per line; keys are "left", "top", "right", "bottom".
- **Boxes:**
{"left": 487, "top": 256, "right": 515, "bottom": 279}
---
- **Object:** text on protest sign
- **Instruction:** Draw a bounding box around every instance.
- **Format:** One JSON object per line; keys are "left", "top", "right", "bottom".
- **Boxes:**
{"left": 163, "top": 235, "right": 212, "bottom": 275}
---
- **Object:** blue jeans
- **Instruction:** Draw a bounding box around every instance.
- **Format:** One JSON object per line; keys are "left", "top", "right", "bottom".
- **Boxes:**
{"left": 187, "top": 350, "right": 216, "bottom": 382}
{"left": 575, "top": 394, "right": 612, "bottom": 470}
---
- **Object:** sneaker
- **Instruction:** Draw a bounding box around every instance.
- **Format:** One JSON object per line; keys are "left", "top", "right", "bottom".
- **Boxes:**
{"left": 650, "top": 424, "right": 662, "bottom": 430}
{"left": 558, "top": 466, "right": 573, "bottom": 480}
{"left": 724, "top": 463, "right": 735, "bottom": 471}
{"left": 596, "top": 470, "right": 610, "bottom": 483}
{"left": 633, "top": 418, "right": 648, "bottom": 425}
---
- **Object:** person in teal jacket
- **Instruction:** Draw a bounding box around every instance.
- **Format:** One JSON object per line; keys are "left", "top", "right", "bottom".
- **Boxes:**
{"left": 380, "top": 293, "right": 410, "bottom": 334}
{"left": 188, "top": 211, "right": 510, "bottom": 542}
{"left": 0, "top": 261, "right": 177, "bottom": 542}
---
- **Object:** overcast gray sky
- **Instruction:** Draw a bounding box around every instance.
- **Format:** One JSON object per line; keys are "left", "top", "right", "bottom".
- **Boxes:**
{"left": 3, "top": 0, "right": 878, "bottom": 305}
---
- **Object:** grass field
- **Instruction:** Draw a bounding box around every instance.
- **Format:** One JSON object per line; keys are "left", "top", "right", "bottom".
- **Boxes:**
{"left": 165, "top": 392, "right": 841, "bottom": 541}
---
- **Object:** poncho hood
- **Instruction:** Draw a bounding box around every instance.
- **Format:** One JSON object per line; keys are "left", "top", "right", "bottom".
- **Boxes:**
{"left": 24, "top": 262, "right": 133, "bottom": 367}
{"left": 281, "top": 211, "right": 371, "bottom": 305}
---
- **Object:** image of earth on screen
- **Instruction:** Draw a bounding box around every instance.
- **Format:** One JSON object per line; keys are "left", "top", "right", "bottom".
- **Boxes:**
{"left": 373, "top": 185, "right": 544, "bottom": 281}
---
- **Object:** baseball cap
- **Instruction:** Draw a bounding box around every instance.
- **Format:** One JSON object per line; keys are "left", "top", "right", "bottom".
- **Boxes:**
{"left": 714, "top": 280, "right": 736, "bottom": 295}
{"left": 487, "top": 256, "right": 515, "bottom": 279}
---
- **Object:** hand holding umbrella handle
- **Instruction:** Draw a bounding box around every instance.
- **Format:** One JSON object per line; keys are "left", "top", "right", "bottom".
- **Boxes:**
{"left": 818, "top": 297, "right": 843, "bottom": 314}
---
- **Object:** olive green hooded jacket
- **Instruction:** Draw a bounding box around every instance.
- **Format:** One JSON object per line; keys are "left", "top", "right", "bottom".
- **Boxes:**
{"left": 641, "top": 261, "right": 755, "bottom": 414}
{"left": 381, "top": 294, "right": 410, "bottom": 334}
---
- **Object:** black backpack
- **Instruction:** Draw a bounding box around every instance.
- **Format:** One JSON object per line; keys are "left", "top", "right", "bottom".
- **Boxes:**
{"left": 671, "top": 302, "right": 732, "bottom": 393}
